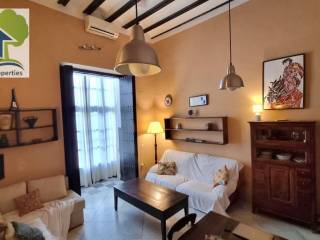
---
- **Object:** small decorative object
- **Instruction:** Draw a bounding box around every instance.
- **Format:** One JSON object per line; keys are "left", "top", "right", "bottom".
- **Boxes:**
{"left": 0, "top": 134, "right": 9, "bottom": 147}
{"left": 189, "top": 94, "right": 208, "bottom": 107}
{"left": 291, "top": 131, "right": 300, "bottom": 141}
{"left": 164, "top": 94, "right": 173, "bottom": 107}
{"left": 260, "top": 151, "right": 273, "bottom": 158}
{"left": 263, "top": 53, "right": 305, "bottom": 109}
{"left": 252, "top": 104, "right": 262, "bottom": 121}
{"left": 0, "top": 154, "right": 4, "bottom": 180}
{"left": 0, "top": 114, "right": 12, "bottom": 130}
{"left": 303, "top": 130, "right": 307, "bottom": 143}
{"left": 276, "top": 153, "right": 292, "bottom": 161}
{"left": 188, "top": 109, "right": 194, "bottom": 117}
{"left": 23, "top": 116, "right": 38, "bottom": 128}
{"left": 10, "top": 88, "right": 19, "bottom": 111}
{"left": 79, "top": 44, "right": 101, "bottom": 51}
{"left": 185, "top": 137, "right": 195, "bottom": 142}
{"left": 176, "top": 123, "right": 182, "bottom": 129}
{"left": 207, "top": 122, "right": 215, "bottom": 130}
{"left": 194, "top": 139, "right": 205, "bottom": 143}
{"left": 293, "top": 156, "right": 305, "bottom": 164}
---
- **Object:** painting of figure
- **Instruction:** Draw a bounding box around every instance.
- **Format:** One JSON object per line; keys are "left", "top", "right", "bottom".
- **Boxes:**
{"left": 263, "top": 54, "right": 305, "bottom": 109}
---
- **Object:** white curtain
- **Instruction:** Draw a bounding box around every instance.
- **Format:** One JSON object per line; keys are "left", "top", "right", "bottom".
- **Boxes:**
{"left": 73, "top": 72, "right": 121, "bottom": 187}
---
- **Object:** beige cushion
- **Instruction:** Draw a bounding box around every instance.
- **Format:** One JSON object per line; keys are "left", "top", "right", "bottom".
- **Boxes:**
{"left": 14, "top": 189, "right": 43, "bottom": 216}
{"left": 0, "top": 182, "right": 27, "bottom": 214}
{"left": 27, "top": 175, "right": 67, "bottom": 203}
{"left": 157, "top": 162, "right": 177, "bottom": 175}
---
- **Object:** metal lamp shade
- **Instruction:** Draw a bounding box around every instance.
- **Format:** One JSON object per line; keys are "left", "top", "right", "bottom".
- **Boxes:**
{"left": 219, "top": 63, "right": 244, "bottom": 91}
{"left": 114, "top": 25, "right": 161, "bottom": 77}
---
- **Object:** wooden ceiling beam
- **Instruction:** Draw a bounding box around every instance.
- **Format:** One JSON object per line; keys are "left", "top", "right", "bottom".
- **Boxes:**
{"left": 123, "top": 0, "right": 175, "bottom": 29}
{"left": 57, "top": 0, "right": 70, "bottom": 7}
{"left": 106, "top": 0, "right": 141, "bottom": 22}
{"left": 151, "top": 0, "right": 233, "bottom": 39}
{"left": 144, "top": 0, "right": 210, "bottom": 33}
{"left": 83, "top": 0, "right": 106, "bottom": 15}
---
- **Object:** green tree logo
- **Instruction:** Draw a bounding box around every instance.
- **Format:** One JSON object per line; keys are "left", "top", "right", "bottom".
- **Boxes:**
{"left": 0, "top": 9, "right": 29, "bottom": 69}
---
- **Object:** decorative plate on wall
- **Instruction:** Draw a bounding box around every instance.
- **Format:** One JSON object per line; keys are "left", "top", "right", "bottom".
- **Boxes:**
{"left": 164, "top": 94, "right": 173, "bottom": 107}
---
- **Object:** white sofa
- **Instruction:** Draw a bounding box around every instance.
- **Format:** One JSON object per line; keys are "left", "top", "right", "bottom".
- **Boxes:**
{"left": 0, "top": 175, "right": 85, "bottom": 239}
{"left": 146, "top": 149, "right": 243, "bottom": 215}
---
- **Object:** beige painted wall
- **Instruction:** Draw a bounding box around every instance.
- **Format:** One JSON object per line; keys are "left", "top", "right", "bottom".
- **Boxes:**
{"left": 0, "top": 0, "right": 127, "bottom": 187}
{"left": 136, "top": 0, "right": 320, "bottom": 203}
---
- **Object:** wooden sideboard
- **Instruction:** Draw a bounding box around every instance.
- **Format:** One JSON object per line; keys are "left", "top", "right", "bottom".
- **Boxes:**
{"left": 249, "top": 121, "right": 317, "bottom": 228}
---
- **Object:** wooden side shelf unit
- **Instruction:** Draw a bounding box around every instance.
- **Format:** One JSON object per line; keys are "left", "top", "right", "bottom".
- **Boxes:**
{"left": 249, "top": 121, "right": 317, "bottom": 229}
{"left": 164, "top": 116, "right": 228, "bottom": 145}
{"left": 0, "top": 108, "right": 58, "bottom": 148}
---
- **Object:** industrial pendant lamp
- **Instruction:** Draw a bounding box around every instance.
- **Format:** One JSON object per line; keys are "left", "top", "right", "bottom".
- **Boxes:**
{"left": 114, "top": 0, "right": 161, "bottom": 77}
{"left": 219, "top": 1, "right": 244, "bottom": 91}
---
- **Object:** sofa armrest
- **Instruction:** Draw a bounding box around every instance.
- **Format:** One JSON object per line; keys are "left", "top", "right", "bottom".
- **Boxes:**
{"left": 148, "top": 164, "right": 159, "bottom": 173}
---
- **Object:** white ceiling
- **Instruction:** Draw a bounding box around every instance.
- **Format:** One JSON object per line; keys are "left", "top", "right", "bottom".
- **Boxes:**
{"left": 29, "top": 0, "right": 249, "bottom": 43}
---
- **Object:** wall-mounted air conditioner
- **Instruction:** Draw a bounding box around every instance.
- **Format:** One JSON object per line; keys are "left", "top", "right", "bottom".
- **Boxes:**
{"left": 85, "top": 16, "right": 119, "bottom": 40}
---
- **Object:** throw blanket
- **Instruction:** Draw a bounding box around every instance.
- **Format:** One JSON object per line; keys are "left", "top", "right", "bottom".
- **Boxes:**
{"left": 39, "top": 199, "right": 75, "bottom": 240}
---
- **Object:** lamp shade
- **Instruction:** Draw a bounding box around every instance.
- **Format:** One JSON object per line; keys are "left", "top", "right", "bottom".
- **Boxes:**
{"left": 252, "top": 104, "right": 263, "bottom": 114}
{"left": 219, "top": 63, "right": 244, "bottom": 91}
{"left": 147, "top": 121, "right": 163, "bottom": 134}
{"left": 114, "top": 25, "right": 161, "bottom": 77}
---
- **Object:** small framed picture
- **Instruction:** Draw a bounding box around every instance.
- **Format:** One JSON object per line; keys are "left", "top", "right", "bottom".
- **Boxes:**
{"left": 0, "top": 113, "right": 13, "bottom": 130}
{"left": 263, "top": 53, "right": 305, "bottom": 110}
{"left": 189, "top": 94, "right": 208, "bottom": 107}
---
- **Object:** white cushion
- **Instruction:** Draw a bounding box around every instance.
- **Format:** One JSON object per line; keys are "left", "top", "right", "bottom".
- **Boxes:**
{"left": 27, "top": 175, "right": 67, "bottom": 203}
{"left": 0, "top": 182, "right": 26, "bottom": 214}
{"left": 160, "top": 149, "right": 196, "bottom": 177}
{"left": 145, "top": 172, "right": 187, "bottom": 190}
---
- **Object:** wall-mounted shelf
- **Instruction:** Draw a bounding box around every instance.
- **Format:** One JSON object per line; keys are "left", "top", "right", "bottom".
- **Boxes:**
{"left": 164, "top": 116, "right": 228, "bottom": 145}
{"left": 0, "top": 108, "right": 58, "bottom": 149}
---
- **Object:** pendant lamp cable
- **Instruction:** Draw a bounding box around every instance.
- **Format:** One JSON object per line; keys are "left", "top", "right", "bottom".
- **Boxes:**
{"left": 228, "top": 0, "right": 232, "bottom": 65}
{"left": 135, "top": 0, "right": 139, "bottom": 25}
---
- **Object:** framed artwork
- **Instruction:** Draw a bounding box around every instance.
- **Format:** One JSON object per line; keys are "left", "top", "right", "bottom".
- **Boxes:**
{"left": 189, "top": 94, "right": 208, "bottom": 107}
{"left": 263, "top": 53, "right": 305, "bottom": 110}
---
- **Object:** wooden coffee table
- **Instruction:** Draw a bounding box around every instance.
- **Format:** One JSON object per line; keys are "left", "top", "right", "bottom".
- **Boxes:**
{"left": 114, "top": 178, "right": 189, "bottom": 240}
{"left": 179, "top": 212, "right": 287, "bottom": 240}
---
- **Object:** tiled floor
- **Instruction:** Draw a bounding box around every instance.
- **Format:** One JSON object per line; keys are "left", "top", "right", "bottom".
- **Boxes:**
{"left": 68, "top": 180, "right": 319, "bottom": 240}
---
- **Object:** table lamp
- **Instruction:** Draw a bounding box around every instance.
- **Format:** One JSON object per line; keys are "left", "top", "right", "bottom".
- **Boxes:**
{"left": 147, "top": 121, "right": 163, "bottom": 164}
{"left": 253, "top": 104, "right": 263, "bottom": 121}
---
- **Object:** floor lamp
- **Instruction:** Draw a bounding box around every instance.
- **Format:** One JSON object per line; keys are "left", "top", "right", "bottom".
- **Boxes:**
{"left": 147, "top": 121, "right": 163, "bottom": 164}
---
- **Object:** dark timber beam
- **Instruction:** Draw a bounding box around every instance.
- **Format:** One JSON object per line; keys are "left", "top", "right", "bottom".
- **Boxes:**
{"left": 83, "top": 0, "right": 106, "bottom": 15}
{"left": 123, "top": 0, "right": 175, "bottom": 29}
{"left": 151, "top": 0, "right": 233, "bottom": 39}
{"left": 57, "top": 0, "right": 70, "bottom": 6}
{"left": 144, "top": 0, "right": 210, "bottom": 33}
{"left": 106, "top": 0, "right": 141, "bottom": 22}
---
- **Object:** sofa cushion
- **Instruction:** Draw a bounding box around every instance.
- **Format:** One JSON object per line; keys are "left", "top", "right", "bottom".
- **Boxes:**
{"left": 12, "top": 221, "right": 45, "bottom": 240}
{"left": 213, "top": 166, "right": 229, "bottom": 187}
{"left": 0, "top": 182, "right": 27, "bottom": 214}
{"left": 145, "top": 172, "right": 187, "bottom": 190}
{"left": 27, "top": 175, "right": 67, "bottom": 203}
{"left": 15, "top": 189, "right": 44, "bottom": 216}
{"left": 160, "top": 149, "right": 195, "bottom": 177}
{"left": 157, "top": 162, "right": 177, "bottom": 175}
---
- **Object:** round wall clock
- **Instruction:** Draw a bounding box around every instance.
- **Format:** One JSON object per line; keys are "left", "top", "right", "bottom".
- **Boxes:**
{"left": 164, "top": 94, "right": 173, "bottom": 107}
